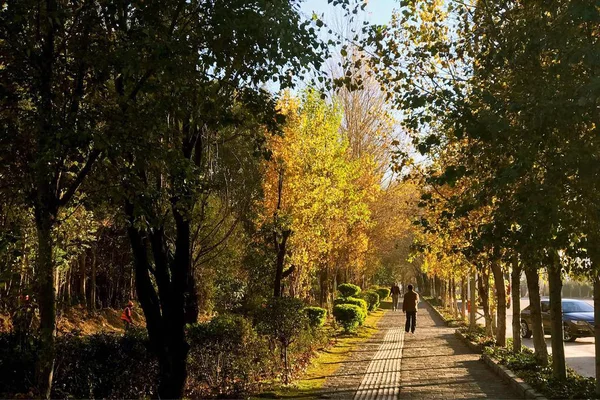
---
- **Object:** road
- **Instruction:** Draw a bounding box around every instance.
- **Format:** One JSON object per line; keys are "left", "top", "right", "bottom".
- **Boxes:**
{"left": 461, "top": 298, "right": 595, "bottom": 377}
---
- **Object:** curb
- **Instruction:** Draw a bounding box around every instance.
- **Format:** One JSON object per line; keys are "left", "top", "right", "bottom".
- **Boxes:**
{"left": 422, "top": 299, "right": 466, "bottom": 328}
{"left": 426, "top": 299, "right": 547, "bottom": 400}
{"left": 423, "top": 299, "right": 447, "bottom": 325}
{"left": 453, "top": 329, "right": 484, "bottom": 353}
{"left": 481, "top": 354, "right": 547, "bottom": 400}
{"left": 453, "top": 330, "right": 547, "bottom": 400}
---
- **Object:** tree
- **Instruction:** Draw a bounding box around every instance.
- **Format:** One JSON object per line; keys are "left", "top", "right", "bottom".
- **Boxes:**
{"left": 259, "top": 90, "right": 372, "bottom": 305}
{"left": 104, "top": 2, "right": 334, "bottom": 396}
{"left": 1, "top": 1, "right": 111, "bottom": 395}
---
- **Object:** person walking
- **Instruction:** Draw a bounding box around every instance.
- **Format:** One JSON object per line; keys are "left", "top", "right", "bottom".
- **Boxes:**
{"left": 390, "top": 283, "right": 401, "bottom": 311}
{"left": 121, "top": 300, "right": 134, "bottom": 331}
{"left": 403, "top": 284, "right": 419, "bottom": 334}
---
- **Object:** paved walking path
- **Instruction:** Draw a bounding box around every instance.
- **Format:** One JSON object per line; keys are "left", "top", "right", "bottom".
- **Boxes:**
{"left": 320, "top": 301, "right": 522, "bottom": 399}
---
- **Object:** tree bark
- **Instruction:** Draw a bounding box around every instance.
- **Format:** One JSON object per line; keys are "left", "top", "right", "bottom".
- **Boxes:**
{"left": 511, "top": 257, "right": 522, "bottom": 353}
{"left": 89, "top": 246, "right": 96, "bottom": 310}
{"left": 477, "top": 266, "right": 493, "bottom": 336}
{"left": 451, "top": 278, "right": 458, "bottom": 318}
{"left": 469, "top": 273, "right": 476, "bottom": 330}
{"left": 34, "top": 0, "right": 58, "bottom": 394}
{"left": 319, "top": 268, "right": 329, "bottom": 308}
{"left": 548, "top": 262, "right": 566, "bottom": 380}
{"left": 524, "top": 266, "right": 548, "bottom": 366}
{"left": 272, "top": 168, "right": 291, "bottom": 298}
{"left": 126, "top": 200, "right": 190, "bottom": 399}
{"left": 35, "top": 208, "right": 56, "bottom": 399}
{"left": 461, "top": 277, "right": 466, "bottom": 321}
{"left": 273, "top": 229, "right": 291, "bottom": 297}
{"left": 443, "top": 279, "right": 452, "bottom": 308}
{"left": 491, "top": 261, "right": 506, "bottom": 346}
{"left": 79, "top": 254, "right": 86, "bottom": 307}
{"left": 65, "top": 268, "right": 71, "bottom": 305}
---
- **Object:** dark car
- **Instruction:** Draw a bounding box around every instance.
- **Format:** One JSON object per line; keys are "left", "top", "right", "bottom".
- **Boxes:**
{"left": 520, "top": 298, "right": 594, "bottom": 342}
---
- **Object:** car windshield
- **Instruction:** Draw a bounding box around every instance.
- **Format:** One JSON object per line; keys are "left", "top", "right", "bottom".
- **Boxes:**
{"left": 562, "top": 301, "right": 593, "bottom": 313}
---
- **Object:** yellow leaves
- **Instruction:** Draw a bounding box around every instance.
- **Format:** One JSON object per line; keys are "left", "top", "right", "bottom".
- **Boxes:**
{"left": 257, "top": 90, "right": 382, "bottom": 294}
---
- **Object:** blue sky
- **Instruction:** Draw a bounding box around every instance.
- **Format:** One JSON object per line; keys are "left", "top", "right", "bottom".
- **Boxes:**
{"left": 300, "top": 0, "right": 397, "bottom": 26}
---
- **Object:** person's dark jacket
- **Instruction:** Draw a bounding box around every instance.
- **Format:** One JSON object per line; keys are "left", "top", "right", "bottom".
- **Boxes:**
{"left": 402, "top": 290, "right": 419, "bottom": 312}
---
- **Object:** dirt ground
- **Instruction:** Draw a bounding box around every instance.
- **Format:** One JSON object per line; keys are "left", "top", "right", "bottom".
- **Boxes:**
{"left": 1, "top": 304, "right": 145, "bottom": 335}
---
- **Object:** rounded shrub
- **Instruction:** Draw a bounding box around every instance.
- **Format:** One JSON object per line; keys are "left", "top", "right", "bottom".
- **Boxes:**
{"left": 303, "top": 306, "right": 327, "bottom": 328}
{"left": 256, "top": 297, "right": 310, "bottom": 384}
{"left": 375, "top": 287, "right": 391, "bottom": 301}
{"left": 186, "top": 313, "right": 269, "bottom": 397}
{"left": 256, "top": 297, "right": 309, "bottom": 345}
{"left": 333, "top": 304, "right": 366, "bottom": 332}
{"left": 337, "top": 283, "right": 361, "bottom": 298}
{"left": 334, "top": 297, "right": 368, "bottom": 313}
{"left": 360, "top": 290, "right": 380, "bottom": 312}
{"left": 54, "top": 329, "right": 158, "bottom": 399}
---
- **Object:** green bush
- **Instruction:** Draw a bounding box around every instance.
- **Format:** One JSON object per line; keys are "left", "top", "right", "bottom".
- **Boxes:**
{"left": 257, "top": 297, "right": 309, "bottom": 345}
{"left": 186, "top": 314, "right": 270, "bottom": 397}
{"left": 375, "top": 287, "right": 390, "bottom": 301}
{"left": 256, "top": 297, "right": 310, "bottom": 384}
{"left": 334, "top": 296, "right": 368, "bottom": 313}
{"left": 333, "top": 304, "right": 366, "bottom": 332}
{"left": 303, "top": 306, "right": 327, "bottom": 328}
{"left": 53, "top": 328, "right": 158, "bottom": 399}
{"left": 360, "top": 290, "right": 380, "bottom": 312}
{"left": 337, "top": 283, "right": 361, "bottom": 298}
{"left": 0, "top": 329, "right": 158, "bottom": 399}
{"left": 484, "top": 345, "right": 595, "bottom": 399}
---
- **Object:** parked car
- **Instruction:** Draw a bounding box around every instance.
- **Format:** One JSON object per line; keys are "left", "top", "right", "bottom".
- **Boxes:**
{"left": 520, "top": 298, "right": 594, "bottom": 342}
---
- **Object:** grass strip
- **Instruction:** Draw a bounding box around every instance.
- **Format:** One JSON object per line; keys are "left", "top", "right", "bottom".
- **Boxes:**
{"left": 256, "top": 305, "right": 387, "bottom": 399}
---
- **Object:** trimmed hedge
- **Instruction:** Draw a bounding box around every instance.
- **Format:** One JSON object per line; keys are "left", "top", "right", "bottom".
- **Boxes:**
{"left": 257, "top": 297, "right": 309, "bottom": 345}
{"left": 333, "top": 304, "right": 366, "bottom": 332}
{"left": 303, "top": 306, "right": 327, "bottom": 328}
{"left": 337, "top": 283, "right": 361, "bottom": 298}
{"left": 334, "top": 296, "right": 368, "bottom": 313}
{"left": 360, "top": 290, "right": 380, "bottom": 312}
{"left": 186, "top": 314, "right": 271, "bottom": 397}
{"left": 0, "top": 329, "right": 158, "bottom": 399}
{"left": 374, "top": 287, "right": 390, "bottom": 301}
{"left": 1, "top": 302, "right": 326, "bottom": 398}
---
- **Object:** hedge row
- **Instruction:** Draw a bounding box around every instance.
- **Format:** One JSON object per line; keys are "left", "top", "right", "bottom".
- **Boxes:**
{"left": 333, "top": 284, "right": 382, "bottom": 332}
{"left": 1, "top": 299, "right": 329, "bottom": 399}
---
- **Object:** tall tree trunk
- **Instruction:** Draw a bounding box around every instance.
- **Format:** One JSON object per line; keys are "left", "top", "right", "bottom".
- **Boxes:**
{"left": 35, "top": 208, "right": 56, "bottom": 399}
{"left": 451, "top": 278, "right": 458, "bottom": 318}
{"left": 477, "top": 266, "right": 493, "bottom": 336}
{"left": 126, "top": 200, "right": 190, "bottom": 399}
{"left": 35, "top": 0, "right": 58, "bottom": 392}
{"left": 65, "top": 268, "right": 71, "bottom": 305}
{"left": 511, "top": 257, "right": 522, "bottom": 353}
{"left": 272, "top": 168, "right": 290, "bottom": 298}
{"left": 548, "top": 262, "right": 566, "bottom": 380}
{"left": 319, "top": 268, "right": 329, "bottom": 308}
{"left": 441, "top": 279, "right": 446, "bottom": 307}
{"left": 273, "top": 229, "right": 291, "bottom": 297}
{"left": 469, "top": 273, "right": 476, "bottom": 330}
{"left": 89, "top": 246, "right": 96, "bottom": 310}
{"left": 461, "top": 277, "right": 466, "bottom": 321}
{"left": 491, "top": 261, "right": 506, "bottom": 346}
{"left": 162, "top": 206, "right": 191, "bottom": 398}
{"left": 524, "top": 266, "right": 548, "bottom": 366}
{"left": 79, "top": 253, "right": 86, "bottom": 307}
